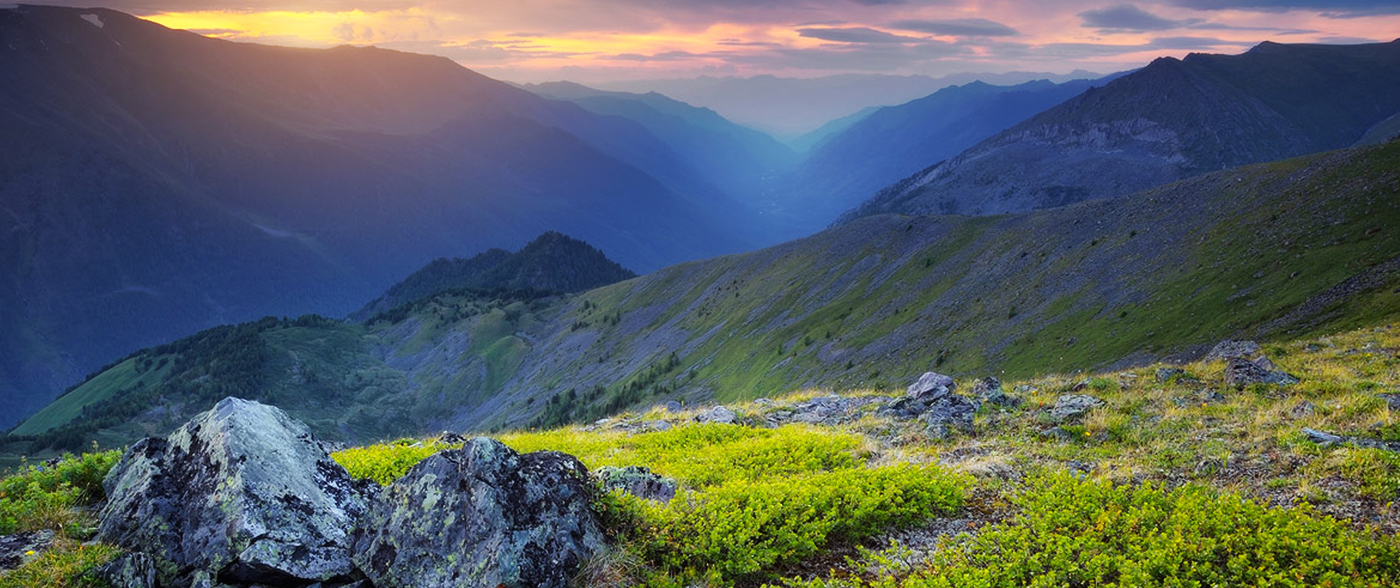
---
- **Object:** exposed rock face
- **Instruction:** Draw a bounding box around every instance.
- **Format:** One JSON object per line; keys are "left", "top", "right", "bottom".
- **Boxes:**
{"left": 598, "top": 465, "right": 678, "bottom": 503}
{"left": 1224, "top": 357, "right": 1300, "bottom": 388}
{"left": 96, "top": 397, "right": 369, "bottom": 588}
{"left": 352, "top": 438, "right": 605, "bottom": 588}
{"left": 695, "top": 405, "right": 737, "bottom": 424}
{"left": 0, "top": 530, "right": 54, "bottom": 571}
{"left": 1207, "top": 340, "right": 1262, "bottom": 360}
{"left": 1048, "top": 395, "right": 1105, "bottom": 422}
{"left": 98, "top": 552, "right": 158, "bottom": 588}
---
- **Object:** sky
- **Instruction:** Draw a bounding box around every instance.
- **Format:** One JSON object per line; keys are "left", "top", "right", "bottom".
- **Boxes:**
{"left": 30, "top": 0, "right": 1400, "bottom": 83}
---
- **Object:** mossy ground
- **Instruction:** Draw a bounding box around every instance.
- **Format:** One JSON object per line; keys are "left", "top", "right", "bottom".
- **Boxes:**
{"left": 4, "top": 324, "right": 1400, "bottom": 587}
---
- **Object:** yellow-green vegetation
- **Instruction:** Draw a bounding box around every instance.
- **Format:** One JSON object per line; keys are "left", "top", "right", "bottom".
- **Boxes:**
{"left": 335, "top": 424, "right": 966, "bottom": 587}
{"left": 0, "top": 541, "right": 118, "bottom": 588}
{"left": 330, "top": 437, "right": 465, "bottom": 485}
{"left": 0, "top": 451, "right": 120, "bottom": 537}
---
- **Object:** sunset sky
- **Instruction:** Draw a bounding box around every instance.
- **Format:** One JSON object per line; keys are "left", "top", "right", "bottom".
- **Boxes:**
{"left": 28, "top": 1, "right": 1400, "bottom": 82}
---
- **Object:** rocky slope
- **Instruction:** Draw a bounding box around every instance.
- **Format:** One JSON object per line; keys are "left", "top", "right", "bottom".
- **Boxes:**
{"left": 9, "top": 139, "right": 1398, "bottom": 454}
{"left": 841, "top": 40, "right": 1400, "bottom": 220}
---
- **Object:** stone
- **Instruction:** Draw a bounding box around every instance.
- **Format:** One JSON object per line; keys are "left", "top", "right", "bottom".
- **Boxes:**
{"left": 1224, "top": 358, "right": 1299, "bottom": 388}
{"left": 1289, "top": 401, "right": 1315, "bottom": 419}
{"left": 1379, "top": 393, "right": 1400, "bottom": 411}
{"left": 1207, "top": 340, "right": 1262, "bottom": 360}
{"left": 970, "top": 377, "right": 1021, "bottom": 408}
{"left": 1155, "top": 367, "right": 1186, "bottom": 383}
{"left": 352, "top": 438, "right": 605, "bottom": 588}
{"left": 663, "top": 401, "right": 684, "bottom": 413}
{"left": 1048, "top": 395, "right": 1105, "bottom": 422}
{"left": 695, "top": 405, "right": 737, "bottom": 424}
{"left": 1039, "top": 426, "right": 1076, "bottom": 441}
{"left": 597, "top": 465, "right": 677, "bottom": 503}
{"left": 906, "top": 372, "right": 956, "bottom": 401}
{"left": 97, "top": 552, "right": 158, "bottom": 588}
{"left": 0, "top": 530, "right": 54, "bottom": 571}
{"left": 96, "top": 397, "right": 369, "bottom": 588}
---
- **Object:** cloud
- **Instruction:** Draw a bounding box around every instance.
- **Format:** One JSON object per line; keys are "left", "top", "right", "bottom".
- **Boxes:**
{"left": 1079, "top": 4, "right": 1193, "bottom": 32}
{"left": 887, "top": 18, "right": 1019, "bottom": 37}
{"left": 1168, "top": 0, "right": 1400, "bottom": 17}
{"left": 797, "top": 26, "right": 924, "bottom": 44}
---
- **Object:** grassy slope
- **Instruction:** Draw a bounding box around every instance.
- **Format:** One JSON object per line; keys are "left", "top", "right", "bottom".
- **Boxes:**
{"left": 7, "top": 141, "right": 1399, "bottom": 454}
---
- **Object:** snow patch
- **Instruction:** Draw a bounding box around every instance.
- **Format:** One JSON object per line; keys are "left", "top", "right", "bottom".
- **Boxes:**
{"left": 80, "top": 13, "right": 104, "bottom": 28}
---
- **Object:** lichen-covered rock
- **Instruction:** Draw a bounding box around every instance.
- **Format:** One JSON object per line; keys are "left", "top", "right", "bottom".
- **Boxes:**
{"left": 1224, "top": 357, "right": 1299, "bottom": 388}
{"left": 96, "top": 397, "right": 369, "bottom": 588}
{"left": 1155, "top": 367, "right": 1186, "bottom": 383}
{"left": 0, "top": 530, "right": 54, "bottom": 571}
{"left": 1206, "top": 340, "right": 1262, "bottom": 360}
{"left": 1048, "top": 395, "right": 1105, "bottom": 421}
{"left": 597, "top": 465, "right": 677, "bottom": 503}
{"left": 695, "top": 405, "right": 737, "bottom": 424}
{"left": 971, "top": 377, "right": 1021, "bottom": 408}
{"left": 97, "top": 552, "right": 158, "bottom": 588}
{"left": 352, "top": 437, "right": 605, "bottom": 588}
{"left": 906, "top": 372, "right": 955, "bottom": 401}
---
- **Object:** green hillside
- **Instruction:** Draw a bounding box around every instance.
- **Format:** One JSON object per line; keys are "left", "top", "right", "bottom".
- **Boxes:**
{"left": 6, "top": 140, "right": 1399, "bottom": 458}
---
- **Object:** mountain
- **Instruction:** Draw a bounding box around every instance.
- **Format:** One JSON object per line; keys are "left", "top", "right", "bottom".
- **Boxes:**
{"left": 841, "top": 40, "right": 1400, "bottom": 221}
{"left": 352, "top": 231, "right": 637, "bottom": 321}
{"left": 0, "top": 6, "right": 761, "bottom": 429}
{"left": 771, "top": 77, "right": 1109, "bottom": 233}
{"left": 594, "top": 71, "right": 1104, "bottom": 139}
{"left": 523, "top": 81, "right": 797, "bottom": 200}
{"left": 13, "top": 137, "right": 1398, "bottom": 452}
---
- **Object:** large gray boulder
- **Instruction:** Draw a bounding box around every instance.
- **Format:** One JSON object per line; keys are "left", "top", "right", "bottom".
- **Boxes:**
{"left": 96, "top": 397, "right": 369, "bottom": 588}
{"left": 352, "top": 437, "right": 605, "bottom": 588}
{"left": 1224, "top": 357, "right": 1299, "bottom": 388}
{"left": 883, "top": 372, "right": 979, "bottom": 438}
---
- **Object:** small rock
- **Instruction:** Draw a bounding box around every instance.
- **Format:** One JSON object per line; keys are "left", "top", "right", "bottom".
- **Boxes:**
{"left": 1207, "top": 340, "right": 1262, "bottom": 361}
{"left": 1224, "top": 358, "right": 1299, "bottom": 388}
{"left": 437, "top": 432, "right": 468, "bottom": 445}
{"left": 648, "top": 420, "right": 673, "bottom": 432}
{"left": 1039, "top": 426, "right": 1075, "bottom": 441}
{"left": 1289, "top": 401, "right": 1314, "bottom": 419}
{"left": 0, "top": 530, "right": 55, "bottom": 571}
{"left": 97, "top": 552, "right": 157, "bottom": 588}
{"left": 695, "top": 405, "right": 737, "bottom": 424}
{"left": 1070, "top": 380, "right": 1090, "bottom": 392}
{"left": 1048, "top": 395, "right": 1104, "bottom": 422}
{"left": 906, "top": 372, "right": 956, "bottom": 401}
{"left": 353, "top": 438, "right": 605, "bottom": 588}
{"left": 1253, "top": 356, "right": 1279, "bottom": 371}
{"left": 971, "top": 377, "right": 1021, "bottom": 408}
{"left": 597, "top": 465, "right": 677, "bottom": 503}
{"left": 1155, "top": 367, "right": 1186, "bottom": 383}
{"left": 663, "top": 401, "right": 684, "bottom": 413}
{"left": 1379, "top": 393, "right": 1400, "bottom": 411}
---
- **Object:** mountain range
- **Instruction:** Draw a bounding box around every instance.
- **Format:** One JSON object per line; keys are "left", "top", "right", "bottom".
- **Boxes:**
{"left": 10, "top": 137, "right": 1397, "bottom": 453}
{"left": 842, "top": 40, "right": 1400, "bottom": 220}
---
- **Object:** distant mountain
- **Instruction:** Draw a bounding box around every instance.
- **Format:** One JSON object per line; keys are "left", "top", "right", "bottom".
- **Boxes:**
{"left": 15, "top": 138, "right": 1398, "bottom": 452}
{"left": 595, "top": 71, "right": 1104, "bottom": 139}
{"left": 524, "top": 81, "right": 796, "bottom": 200}
{"left": 0, "top": 6, "right": 759, "bottom": 428}
{"left": 842, "top": 40, "right": 1400, "bottom": 221}
{"left": 353, "top": 231, "right": 636, "bottom": 321}
{"left": 772, "top": 77, "right": 1109, "bottom": 232}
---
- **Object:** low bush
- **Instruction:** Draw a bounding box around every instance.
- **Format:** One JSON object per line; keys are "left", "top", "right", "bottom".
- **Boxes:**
{"left": 0, "top": 451, "right": 121, "bottom": 536}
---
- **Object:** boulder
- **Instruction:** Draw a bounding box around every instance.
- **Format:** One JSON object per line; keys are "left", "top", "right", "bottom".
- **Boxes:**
{"left": 96, "top": 397, "right": 369, "bottom": 588}
{"left": 920, "top": 394, "right": 980, "bottom": 440}
{"left": 695, "top": 405, "right": 737, "bottom": 424}
{"left": 1155, "top": 367, "right": 1186, "bottom": 383}
{"left": 352, "top": 438, "right": 605, "bottom": 588}
{"left": 1224, "top": 358, "right": 1299, "bottom": 388}
{"left": 1207, "top": 340, "right": 1262, "bottom": 360}
{"left": 971, "top": 377, "right": 1021, "bottom": 408}
{"left": 0, "top": 530, "right": 54, "bottom": 571}
{"left": 597, "top": 465, "right": 677, "bottom": 503}
{"left": 1048, "top": 395, "right": 1105, "bottom": 422}
{"left": 97, "top": 552, "right": 158, "bottom": 588}
{"left": 906, "top": 372, "right": 956, "bottom": 401}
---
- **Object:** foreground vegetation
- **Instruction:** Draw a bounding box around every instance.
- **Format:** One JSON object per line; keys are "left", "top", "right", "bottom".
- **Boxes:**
{"left": 4, "top": 324, "right": 1400, "bottom": 586}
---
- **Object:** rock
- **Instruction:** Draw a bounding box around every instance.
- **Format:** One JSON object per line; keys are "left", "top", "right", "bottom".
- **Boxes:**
{"left": 663, "top": 401, "right": 684, "bottom": 413}
{"left": 1048, "top": 395, "right": 1105, "bottom": 422}
{"left": 352, "top": 438, "right": 605, "bottom": 588}
{"left": 1289, "top": 401, "right": 1315, "bottom": 419}
{"left": 1207, "top": 340, "right": 1262, "bottom": 360}
{"left": 1155, "top": 367, "right": 1186, "bottom": 383}
{"left": 971, "top": 377, "right": 1021, "bottom": 408}
{"left": 597, "top": 465, "right": 677, "bottom": 503}
{"left": 1379, "top": 393, "right": 1400, "bottom": 411}
{"left": 96, "top": 397, "right": 369, "bottom": 588}
{"left": 1303, "top": 428, "right": 1400, "bottom": 451}
{"left": 695, "top": 405, "right": 736, "bottom": 424}
{"left": 1253, "top": 357, "right": 1279, "bottom": 371}
{"left": 437, "top": 432, "right": 468, "bottom": 445}
{"left": 1224, "top": 358, "right": 1299, "bottom": 388}
{"left": 0, "top": 530, "right": 55, "bottom": 571}
{"left": 906, "top": 372, "right": 956, "bottom": 401}
{"left": 1039, "top": 426, "right": 1076, "bottom": 441}
{"left": 919, "top": 394, "right": 980, "bottom": 439}
{"left": 98, "top": 552, "right": 158, "bottom": 588}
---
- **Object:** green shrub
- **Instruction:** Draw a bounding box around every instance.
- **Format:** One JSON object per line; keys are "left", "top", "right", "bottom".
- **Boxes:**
{"left": 331, "top": 438, "right": 463, "bottom": 485}
{"left": 0, "top": 451, "right": 121, "bottom": 536}
{"left": 907, "top": 473, "right": 1400, "bottom": 588}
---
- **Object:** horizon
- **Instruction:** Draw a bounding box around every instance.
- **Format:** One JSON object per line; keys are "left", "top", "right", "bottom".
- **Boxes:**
{"left": 14, "top": 0, "right": 1400, "bottom": 85}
